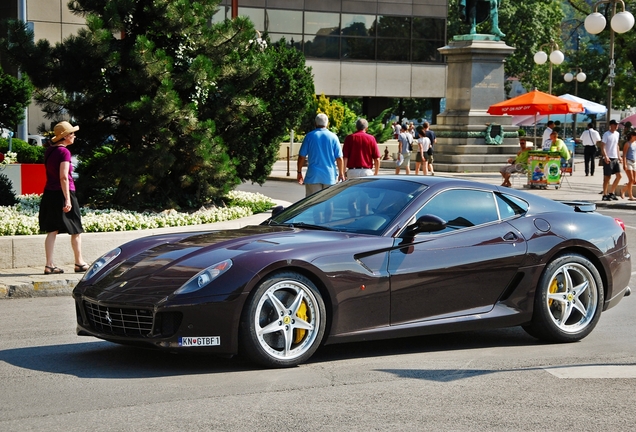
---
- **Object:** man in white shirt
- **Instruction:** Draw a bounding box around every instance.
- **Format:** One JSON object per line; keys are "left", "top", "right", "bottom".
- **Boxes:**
{"left": 601, "top": 119, "right": 622, "bottom": 201}
{"left": 542, "top": 121, "right": 555, "bottom": 150}
{"left": 581, "top": 123, "right": 601, "bottom": 176}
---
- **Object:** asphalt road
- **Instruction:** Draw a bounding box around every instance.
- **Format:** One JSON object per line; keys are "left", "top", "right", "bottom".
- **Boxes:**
{"left": 1, "top": 195, "right": 635, "bottom": 431}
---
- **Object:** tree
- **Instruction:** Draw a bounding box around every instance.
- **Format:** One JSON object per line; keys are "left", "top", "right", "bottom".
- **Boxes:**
{"left": 0, "top": 0, "right": 313, "bottom": 211}
{"left": 0, "top": 67, "right": 33, "bottom": 131}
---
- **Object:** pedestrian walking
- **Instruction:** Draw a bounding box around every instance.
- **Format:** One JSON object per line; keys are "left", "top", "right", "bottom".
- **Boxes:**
{"left": 422, "top": 121, "right": 436, "bottom": 175}
{"left": 343, "top": 118, "right": 381, "bottom": 179}
{"left": 600, "top": 119, "right": 622, "bottom": 201}
{"left": 621, "top": 131, "right": 636, "bottom": 200}
{"left": 38, "top": 121, "right": 88, "bottom": 275}
{"left": 581, "top": 123, "right": 601, "bottom": 176}
{"left": 297, "top": 113, "right": 345, "bottom": 197}
{"left": 395, "top": 126, "right": 413, "bottom": 175}
{"left": 414, "top": 125, "right": 431, "bottom": 175}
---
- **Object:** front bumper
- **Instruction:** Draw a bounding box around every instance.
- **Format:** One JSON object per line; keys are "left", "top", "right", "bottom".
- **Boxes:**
{"left": 73, "top": 292, "right": 249, "bottom": 355}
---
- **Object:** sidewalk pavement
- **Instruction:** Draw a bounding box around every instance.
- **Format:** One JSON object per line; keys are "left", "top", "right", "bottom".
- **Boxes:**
{"left": 1, "top": 158, "right": 633, "bottom": 299}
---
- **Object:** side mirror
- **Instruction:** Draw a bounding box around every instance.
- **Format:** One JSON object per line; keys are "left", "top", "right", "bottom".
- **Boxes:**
{"left": 406, "top": 214, "right": 446, "bottom": 234}
{"left": 271, "top": 205, "right": 285, "bottom": 217}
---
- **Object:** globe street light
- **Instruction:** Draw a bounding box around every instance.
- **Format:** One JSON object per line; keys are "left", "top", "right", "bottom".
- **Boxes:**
{"left": 564, "top": 69, "right": 587, "bottom": 139}
{"left": 564, "top": 69, "right": 587, "bottom": 95}
{"left": 533, "top": 41, "right": 565, "bottom": 94}
{"left": 585, "top": 0, "right": 635, "bottom": 126}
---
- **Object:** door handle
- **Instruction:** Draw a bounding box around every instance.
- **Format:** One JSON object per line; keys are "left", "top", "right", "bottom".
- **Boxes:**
{"left": 503, "top": 232, "right": 518, "bottom": 241}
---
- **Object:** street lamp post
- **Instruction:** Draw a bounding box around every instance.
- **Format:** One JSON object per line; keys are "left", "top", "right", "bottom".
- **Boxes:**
{"left": 585, "top": 0, "right": 635, "bottom": 126}
{"left": 533, "top": 41, "right": 565, "bottom": 94}
{"left": 564, "top": 69, "right": 587, "bottom": 139}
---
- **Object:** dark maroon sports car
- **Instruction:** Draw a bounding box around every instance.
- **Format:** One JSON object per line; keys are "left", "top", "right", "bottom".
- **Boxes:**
{"left": 73, "top": 176, "right": 631, "bottom": 367}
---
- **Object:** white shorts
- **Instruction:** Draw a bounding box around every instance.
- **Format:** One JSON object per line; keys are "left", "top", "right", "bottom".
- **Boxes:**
{"left": 347, "top": 168, "right": 373, "bottom": 179}
{"left": 627, "top": 159, "right": 636, "bottom": 172}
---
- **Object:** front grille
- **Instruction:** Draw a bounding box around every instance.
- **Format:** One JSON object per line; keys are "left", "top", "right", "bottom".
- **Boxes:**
{"left": 84, "top": 301, "right": 154, "bottom": 337}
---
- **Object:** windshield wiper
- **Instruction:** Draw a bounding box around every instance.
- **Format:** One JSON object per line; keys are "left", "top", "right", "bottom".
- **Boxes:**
{"left": 290, "top": 222, "right": 338, "bottom": 231}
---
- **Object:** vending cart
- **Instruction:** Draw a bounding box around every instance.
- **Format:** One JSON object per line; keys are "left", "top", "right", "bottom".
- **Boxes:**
{"left": 527, "top": 151, "right": 562, "bottom": 189}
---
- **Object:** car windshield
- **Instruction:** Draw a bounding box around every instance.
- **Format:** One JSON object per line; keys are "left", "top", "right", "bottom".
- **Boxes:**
{"left": 268, "top": 178, "right": 428, "bottom": 235}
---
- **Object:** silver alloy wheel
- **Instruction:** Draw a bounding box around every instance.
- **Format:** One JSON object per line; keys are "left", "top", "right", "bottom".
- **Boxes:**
{"left": 544, "top": 262, "right": 599, "bottom": 333}
{"left": 253, "top": 279, "right": 321, "bottom": 361}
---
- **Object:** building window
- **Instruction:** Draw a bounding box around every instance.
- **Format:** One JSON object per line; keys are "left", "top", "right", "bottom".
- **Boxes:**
{"left": 266, "top": 9, "right": 303, "bottom": 34}
{"left": 212, "top": 7, "right": 445, "bottom": 64}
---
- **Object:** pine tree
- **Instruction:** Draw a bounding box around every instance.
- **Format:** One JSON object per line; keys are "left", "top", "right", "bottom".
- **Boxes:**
{"left": 0, "top": 0, "right": 314, "bottom": 210}
{"left": 0, "top": 67, "right": 33, "bottom": 131}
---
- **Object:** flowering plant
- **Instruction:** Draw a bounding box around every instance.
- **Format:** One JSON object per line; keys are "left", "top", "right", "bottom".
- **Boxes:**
{"left": 0, "top": 151, "right": 17, "bottom": 164}
{"left": 0, "top": 190, "right": 275, "bottom": 236}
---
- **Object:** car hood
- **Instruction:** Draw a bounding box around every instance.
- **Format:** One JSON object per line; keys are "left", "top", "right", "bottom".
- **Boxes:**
{"left": 81, "top": 225, "right": 361, "bottom": 300}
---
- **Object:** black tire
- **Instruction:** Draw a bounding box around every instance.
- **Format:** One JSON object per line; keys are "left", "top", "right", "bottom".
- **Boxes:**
{"left": 523, "top": 253, "right": 604, "bottom": 343}
{"left": 239, "top": 272, "right": 326, "bottom": 368}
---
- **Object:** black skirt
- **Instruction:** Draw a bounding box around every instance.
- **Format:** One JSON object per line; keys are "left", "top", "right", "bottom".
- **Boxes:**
{"left": 39, "top": 189, "right": 84, "bottom": 234}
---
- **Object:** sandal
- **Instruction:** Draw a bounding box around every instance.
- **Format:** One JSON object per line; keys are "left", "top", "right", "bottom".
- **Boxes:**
{"left": 74, "top": 263, "right": 89, "bottom": 273}
{"left": 44, "top": 266, "right": 64, "bottom": 275}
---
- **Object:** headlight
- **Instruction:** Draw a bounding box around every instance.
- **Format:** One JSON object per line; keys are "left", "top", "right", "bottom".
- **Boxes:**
{"left": 81, "top": 248, "right": 121, "bottom": 282}
{"left": 173, "top": 259, "right": 233, "bottom": 295}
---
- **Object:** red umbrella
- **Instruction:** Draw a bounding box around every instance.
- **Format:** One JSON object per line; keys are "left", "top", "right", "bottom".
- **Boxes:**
{"left": 488, "top": 90, "right": 584, "bottom": 143}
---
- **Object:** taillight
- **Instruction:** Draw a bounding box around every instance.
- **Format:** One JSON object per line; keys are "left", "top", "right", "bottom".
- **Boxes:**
{"left": 615, "top": 218, "right": 626, "bottom": 231}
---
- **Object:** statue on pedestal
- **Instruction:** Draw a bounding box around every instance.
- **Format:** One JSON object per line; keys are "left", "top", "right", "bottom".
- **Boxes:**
{"left": 459, "top": 0, "right": 505, "bottom": 38}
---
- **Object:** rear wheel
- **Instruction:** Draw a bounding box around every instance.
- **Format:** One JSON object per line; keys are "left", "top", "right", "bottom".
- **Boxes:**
{"left": 523, "top": 253, "right": 603, "bottom": 342}
{"left": 240, "top": 272, "right": 326, "bottom": 368}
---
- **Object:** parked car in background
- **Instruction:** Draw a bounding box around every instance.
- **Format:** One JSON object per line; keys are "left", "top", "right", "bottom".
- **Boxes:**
{"left": 0, "top": 128, "right": 13, "bottom": 140}
{"left": 28, "top": 134, "right": 48, "bottom": 146}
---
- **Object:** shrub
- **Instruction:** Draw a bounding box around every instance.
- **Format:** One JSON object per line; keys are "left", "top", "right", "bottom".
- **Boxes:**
{"left": 0, "top": 138, "right": 46, "bottom": 163}
{"left": 0, "top": 173, "right": 18, "bottom": 206}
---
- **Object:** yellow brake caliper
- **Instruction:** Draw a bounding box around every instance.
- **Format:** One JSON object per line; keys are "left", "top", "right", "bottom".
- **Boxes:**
{"left": 548, "top": 278, "right": 559, "bottom": 306}
{"left": 294, "top": 300, "right": 308, "bottom": 344}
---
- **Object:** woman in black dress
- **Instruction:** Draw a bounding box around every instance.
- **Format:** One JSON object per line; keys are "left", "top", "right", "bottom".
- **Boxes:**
{"left": 39, "top": 121, "right": 88, "bottom": 274}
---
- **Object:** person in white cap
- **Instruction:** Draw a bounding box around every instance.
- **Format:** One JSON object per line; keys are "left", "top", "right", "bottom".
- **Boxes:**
{"left": 39, "top": 121, "right": 88, "bottom": 274}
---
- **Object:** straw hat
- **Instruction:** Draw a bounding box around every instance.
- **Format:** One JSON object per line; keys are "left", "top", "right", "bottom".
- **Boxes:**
{"left": 52, "top": 121, "right": 79, "bottom": 143}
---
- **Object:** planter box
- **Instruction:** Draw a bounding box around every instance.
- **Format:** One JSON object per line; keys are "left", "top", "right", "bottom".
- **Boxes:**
{"left": 1, "top": 164, "right": 46, "bottom": 195}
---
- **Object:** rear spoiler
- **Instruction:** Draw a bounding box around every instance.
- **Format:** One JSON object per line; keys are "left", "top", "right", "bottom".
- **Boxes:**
{"left": 557, "top": 201, "right": 596, "bottom": 213}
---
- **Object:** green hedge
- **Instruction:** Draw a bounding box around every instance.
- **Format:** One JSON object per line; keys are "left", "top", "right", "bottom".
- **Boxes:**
{"left": 0, "top": 138, "right": 45, "bottom": 164}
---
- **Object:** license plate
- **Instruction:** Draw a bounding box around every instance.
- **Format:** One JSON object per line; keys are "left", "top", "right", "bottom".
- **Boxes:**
{"left": 179, "top": 336, "right": 220, "bottom": 347}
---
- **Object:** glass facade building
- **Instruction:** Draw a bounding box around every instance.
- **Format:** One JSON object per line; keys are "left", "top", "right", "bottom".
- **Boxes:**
{"left": 215, "top": 1, "right": 449, "bottom": 102}
{"left": 213, "top": 7, "right": 446, "bottom": 63}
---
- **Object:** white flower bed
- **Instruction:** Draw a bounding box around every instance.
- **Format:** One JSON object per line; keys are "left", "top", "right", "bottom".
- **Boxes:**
{"left": 0, "top": 190, "right": 274, "bottom": 236}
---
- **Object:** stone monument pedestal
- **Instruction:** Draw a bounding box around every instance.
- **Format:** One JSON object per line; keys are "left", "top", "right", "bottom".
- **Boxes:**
{"left": 435, "top": 36, "right": 521, "bottom": 172}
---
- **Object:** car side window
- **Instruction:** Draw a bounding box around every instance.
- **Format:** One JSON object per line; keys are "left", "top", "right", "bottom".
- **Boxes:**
{"left": 414, "top": 189, "right": 499, "bottom": 232}
{"left": 495, "top": 193, "right": 528, "bottom": 219}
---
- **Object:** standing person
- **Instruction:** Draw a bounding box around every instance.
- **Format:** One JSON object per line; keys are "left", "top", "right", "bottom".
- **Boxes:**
{"left": 395, "top": 126, "right": 413, "bottom": 175}
{"left": 621, "top": 131, "right": 636, "bottom": 200}
{"left": 343, "top": 118, "right": 381, "bottom": 179}
{"left": 542, "top": 120, "right": 555, "bottom": 150}
{"left": 581, "top": 123, "right": 601, "bottom": 176}
{"left": 343, "top": 118, "right": 381, "bottom": 216}
{"left": 600, "top": 119, "right": 622, "bottom": 201}
{"left": 393, "top": 122, "right": 401, "bottom": 139}
{"left": 414, "top": 125, "right": 431, "bottom": 175}
{"left": 297, "top": 113, "right": 345, "bottom": 197}
{"left": 422, "top": 121, "right": 436, "bottom": 175}
{"left": 38, "top": 121, "right": 88, "bottom": 275}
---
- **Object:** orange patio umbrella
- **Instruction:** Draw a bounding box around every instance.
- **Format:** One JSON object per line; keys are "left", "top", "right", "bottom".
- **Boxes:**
{"left": 488, "top": 90, "right": 584, "bottom": 143}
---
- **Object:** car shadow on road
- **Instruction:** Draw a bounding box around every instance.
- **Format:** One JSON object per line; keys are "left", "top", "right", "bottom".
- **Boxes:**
{"left": 309, "top": 326, "right": 540, "bottom": 365}
{"left": 0, "top": 327, "right": 544, "bottom": 378}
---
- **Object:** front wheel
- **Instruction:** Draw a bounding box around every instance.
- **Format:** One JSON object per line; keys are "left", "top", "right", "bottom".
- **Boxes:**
{"left": 523, "top": 253, "right": 604, "bottom": 343}
{"left": 240, "top": 272, "right": 326, "bottom": 368}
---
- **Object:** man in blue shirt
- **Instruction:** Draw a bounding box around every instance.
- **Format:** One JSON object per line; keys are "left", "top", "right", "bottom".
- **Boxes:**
{"left": 297, "top": 113, "right": 345, "bottom": 197}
